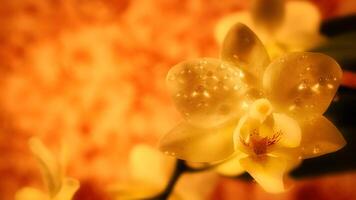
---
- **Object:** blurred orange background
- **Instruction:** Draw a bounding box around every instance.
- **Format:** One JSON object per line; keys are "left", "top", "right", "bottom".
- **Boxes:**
{"left": 0, "top": 0, "right": 355, "bottom": 200}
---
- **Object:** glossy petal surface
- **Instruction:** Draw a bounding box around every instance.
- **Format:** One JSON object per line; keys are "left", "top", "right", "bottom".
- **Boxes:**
{"left": 215, "top": 12, "right": 253, "bottom": 45}
{"left": 215, "top": 152, "right": 246, "bottom": 176}
{"left": 300, "top": 116, "right": 346, "bottom": 159}
{"left": 263, "top": 52, "right": 342, "bottom": 117}
{"left": 268, "top": 147, "right": 302, "bottom": 171}
{"left": 129, "top": 144, "right": 173, "bottom": 186}
{"left": 240, "top": 156, "right": 287, "bottom": 193}
{"left": 221, "top": 23, "right": 270, "bottom": 84}
{"left": 159, "top": 121, "right": 237, "bottom": 162}
{"left": 166, "top": 58, "right": 248, "bottom": 128}
{"left": 272, "top": 113, "right": 301, "bottom": 148}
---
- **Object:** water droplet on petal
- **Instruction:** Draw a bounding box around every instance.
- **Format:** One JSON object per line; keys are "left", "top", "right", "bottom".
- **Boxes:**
{"left": 313, "top": 146, "right": 320, "bottom": 154}
{"left": 191, "top": 91, "right": 198, "bottom": 97}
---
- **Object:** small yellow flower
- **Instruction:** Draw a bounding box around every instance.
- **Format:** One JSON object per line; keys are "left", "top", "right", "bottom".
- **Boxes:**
{"left": 215, "top": 0, "right": 325, "bottom": 58}
{"left": 15, "top": 138, "right": 79, "bottom": 200}
{"left": 159, "top": 23, "right": 346, "bottom": 193}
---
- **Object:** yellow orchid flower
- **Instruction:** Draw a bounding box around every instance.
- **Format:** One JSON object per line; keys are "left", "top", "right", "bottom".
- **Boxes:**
{"left": 15, "top": 138, "right": 79, "bottom": 200}
{"left": 159, "top": 23, "right": 346, "bottom": 193}
{"left": 215, "top": 0, "right": 325, "bottom": 58}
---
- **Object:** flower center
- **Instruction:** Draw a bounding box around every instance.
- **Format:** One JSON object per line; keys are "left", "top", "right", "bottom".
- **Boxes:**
{"left": 235, "top": 98, "right": 287, "bottom": 156}
{"left": 240, "top": 129, "right": 282, "bottom": 155}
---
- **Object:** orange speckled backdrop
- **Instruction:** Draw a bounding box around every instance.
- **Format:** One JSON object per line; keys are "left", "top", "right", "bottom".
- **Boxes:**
{"left": 0, "top": 0, "right": 355, "bottom": 200}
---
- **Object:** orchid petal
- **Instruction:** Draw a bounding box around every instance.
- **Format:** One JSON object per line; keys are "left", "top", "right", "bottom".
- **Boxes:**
{"left": 215, "top": 153, "right": 246, "bottom": 176}
{"left": 300, "top": 116, "right": 346, "bottom": 159}
{"left": 129, "top": 144, "right": 174, "bottom": 186}
{"left": 215, "top": 12, "right": 254, "bottom": 45}
{"left": 272, "top": 113, "right": 301, "bottom": 148}
{"left": 268, "top": 147, "right": 302, "bottom": 171}
{"left": 166, "top": 58, "right": 248, "bottom": 128}
{"left": 276, "top": 1, "right": 324, "bottom": 51}
{"left": 240, "top": 156, "right": 288, "bottom": 193}
{"left": 159, "top": 120, "right": 237, "bottom": 163}
{"left": 221, "top": 23, "right": 270, "bottom": 85}
{"left": 263, "top": 52, "right": 342, "bottom": 117}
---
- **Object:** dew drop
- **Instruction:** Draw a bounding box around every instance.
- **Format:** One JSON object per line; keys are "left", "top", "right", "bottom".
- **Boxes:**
{"left": 288, "top": 105, "right": 296, "bottom": 111}
{"left": 233, "top": 85, "right": 240, "bottom": 91}
{"left": 302, "top": 55, "right": 307, "bottom": 59}
{"left": 239, "top": 71, "right": 245, "bottom": 78}
{"left": 219, "top": 64, "right": 227, "bottom": 69}
{"left": 311, "top": 83, "right": 320, "bottom": 93}
{"left": 327, "top": 84, "right": 334, "bottom": 89}
{"left": 203, "top": 90, "right": 211, "bottom": 98}
{"left": 313, "top": 146, "right": 320, "bottom": 154}
{"left": 298, "top": 82, "right": 307, "bottom": 90}
{"left": 241, "top": 101, "right": 249, "bottom": 109}
{"left": 191, "top": 91, "right": 198, "bottom": 97}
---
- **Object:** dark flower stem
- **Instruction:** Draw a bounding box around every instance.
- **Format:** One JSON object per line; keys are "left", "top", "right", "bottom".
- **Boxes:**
{"left": 144, "top": 159, "right": 213, "bottom": 200}
{"left": 144, "top": 159, "right": 186, "bottom": 200}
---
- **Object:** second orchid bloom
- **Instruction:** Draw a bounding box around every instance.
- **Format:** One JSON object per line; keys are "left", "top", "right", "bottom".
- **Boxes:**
{"left": 159, "top": 23, "right": 346, "bottom": 193}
